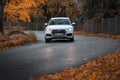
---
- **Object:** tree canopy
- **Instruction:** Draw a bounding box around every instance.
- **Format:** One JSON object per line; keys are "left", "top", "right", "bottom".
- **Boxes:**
{"left": 4, "top": 0, "right": 78, "bottom": 22}
{"left": 4, "top": 0, "right": 120, "bottom": 22}
{"left": 79, "top": 0, "right": 120, "bottom": 19}
{"left": 4, "top": 0, "right": 43, "bottom": 22}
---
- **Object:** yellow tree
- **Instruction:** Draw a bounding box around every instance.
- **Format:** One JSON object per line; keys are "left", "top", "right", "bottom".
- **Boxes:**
{"left": 4, "top": 0, "right": 37, "bottom": 22}
{"left": 4, "top": 0, "right": 80, "bottom": 22}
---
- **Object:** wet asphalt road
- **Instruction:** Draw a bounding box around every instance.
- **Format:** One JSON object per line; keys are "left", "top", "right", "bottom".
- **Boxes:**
{"left": 0, "top": 31, "right": 120, "bottom": 80}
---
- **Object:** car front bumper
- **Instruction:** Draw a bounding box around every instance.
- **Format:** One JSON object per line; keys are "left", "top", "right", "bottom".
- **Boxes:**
{"left": 45, "top": 29, "right": 74, "bottom": 39}
{"left": 45, "top": 33, "right": 74, "bottom": 39}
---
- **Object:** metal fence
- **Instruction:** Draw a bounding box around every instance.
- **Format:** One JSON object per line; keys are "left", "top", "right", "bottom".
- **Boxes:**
{"left": 4, "top": 21, "right": 45, "bottom": 32}
{"left": 102, "top": 17, "right": 120, "bottom": 34}
{"left": 4, "top": 17, "right": 120, "bottom": 34}
{"left": 76, "top": 17, "right": 120, "bottom": 34}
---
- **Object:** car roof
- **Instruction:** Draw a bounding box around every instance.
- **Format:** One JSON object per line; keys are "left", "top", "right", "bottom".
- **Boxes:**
{"left": 51, "top": 17, "right": 70, "bottom": 20}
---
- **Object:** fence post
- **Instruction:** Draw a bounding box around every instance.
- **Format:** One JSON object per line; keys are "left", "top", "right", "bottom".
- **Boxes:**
{"left": 8, "top": 22, "right": 11, "bottom": 32}
{"left": 115, "top": 17, "right": 117, "bottom": 34}
{"left": 18, "top": 21, "right": 20, "bottom": 31}
{"left": 108, "top": 18, "right": 110, "bottom": 34}
{"left": 27, "top": 22, "right": 29, "bottom": 30}
{"left": 101, "top": 18, "right": 103, "bottom": 33}
{"left": 36, "top": 22, "right": 37, "bottom": 31}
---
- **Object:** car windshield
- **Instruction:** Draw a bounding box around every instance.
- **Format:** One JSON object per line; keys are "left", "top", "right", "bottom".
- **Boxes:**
{"left": 48, "top": 19, "right": 71, "bottom": 25}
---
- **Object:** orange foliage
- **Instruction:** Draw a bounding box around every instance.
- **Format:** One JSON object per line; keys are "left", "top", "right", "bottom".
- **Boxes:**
{"left": 4, "top": 0, "right": 77, "bottom": 22}
{"left": 4, "top": 0, "right": 44, "bottom": 22}
{"left": 75, "top": 31, "right": 120, "bottom": 40}
{"left": 0, "top": 32, "right": 37, "bottom": 50}
{"left": 4, "top": 3, "right": 31, "bottom": 22}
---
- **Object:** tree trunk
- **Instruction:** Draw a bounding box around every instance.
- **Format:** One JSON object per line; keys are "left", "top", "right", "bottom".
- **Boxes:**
{"left": 0, "top": 5, "right": 4, "bottom": 34}
{"left": 0, "top": 0, "right": 6, "bottom": 34}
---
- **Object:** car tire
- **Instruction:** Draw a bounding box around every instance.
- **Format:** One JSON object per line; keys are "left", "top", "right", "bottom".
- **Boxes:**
{"left": 70, "top": 37, "right": 74, "bottom": 42}
{"left": 45, "top": 38, "right": 51, "bottom": 43}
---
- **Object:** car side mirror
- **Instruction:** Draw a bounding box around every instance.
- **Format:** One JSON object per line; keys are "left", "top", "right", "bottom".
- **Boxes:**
{"left": 72, "top": 22, "right": 75, "bottom": 25}
{"left": 72, "top": 22, "right": 75, "bottom": 28}
{"left": 44, "top": 23, "right": 48, "bottom": 26}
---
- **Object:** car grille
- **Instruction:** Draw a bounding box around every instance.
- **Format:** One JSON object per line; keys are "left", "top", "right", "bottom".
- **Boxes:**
{"left": 52, "top": 30, "right": 66, "bottom": 34}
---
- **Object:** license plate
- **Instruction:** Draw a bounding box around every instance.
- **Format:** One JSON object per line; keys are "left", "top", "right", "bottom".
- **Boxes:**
{"left": 55, "top": 33, "right": 64, "bottom": 36}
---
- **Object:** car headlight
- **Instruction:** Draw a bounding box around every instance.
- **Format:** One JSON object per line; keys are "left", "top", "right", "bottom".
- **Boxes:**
{"left": 67, "top": 28, "right": 73, "bottom": 31}
{"left": 45, "top": 28, "right": 51, "bottom": 32}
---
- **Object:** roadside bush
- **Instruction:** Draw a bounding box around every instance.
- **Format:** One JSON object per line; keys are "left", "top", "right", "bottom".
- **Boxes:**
{"left": 0, "top": 42, "right": 5, "bottom": 50}
{"left": 7, "top": 31, "right": 27, "bottom": 36}
{"left": 0, "top": 31, "right": 37, "bottom": 50}
{"left": 27, "top": 32, "right": 37, "bottom": 42}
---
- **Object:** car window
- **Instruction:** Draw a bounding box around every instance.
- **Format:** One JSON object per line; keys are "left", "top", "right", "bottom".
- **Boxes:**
{"left": 48, "top": 19, "right": 71, "bottom": 25}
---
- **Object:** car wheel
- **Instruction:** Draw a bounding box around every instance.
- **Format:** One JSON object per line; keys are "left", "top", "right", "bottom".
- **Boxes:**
{"left": 45, "top": 38, "right": 51, "bottom": 43}
{"left": 70, "top": 37, "right": 74, "bottom": 42}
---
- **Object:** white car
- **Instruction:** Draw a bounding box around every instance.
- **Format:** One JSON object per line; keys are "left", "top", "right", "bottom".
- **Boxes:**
{"left": 45, "top": 17, "right": 75, "bottom": 42}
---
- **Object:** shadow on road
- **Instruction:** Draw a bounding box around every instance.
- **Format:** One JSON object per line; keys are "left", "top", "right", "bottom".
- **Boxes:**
{"left": 48, "top": 39, "right": 75, "bottom": 43}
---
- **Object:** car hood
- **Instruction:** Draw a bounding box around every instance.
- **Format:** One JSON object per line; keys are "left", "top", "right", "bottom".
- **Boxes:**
{"left": 46, "top": 25, "right": 73, "bottom": 30}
